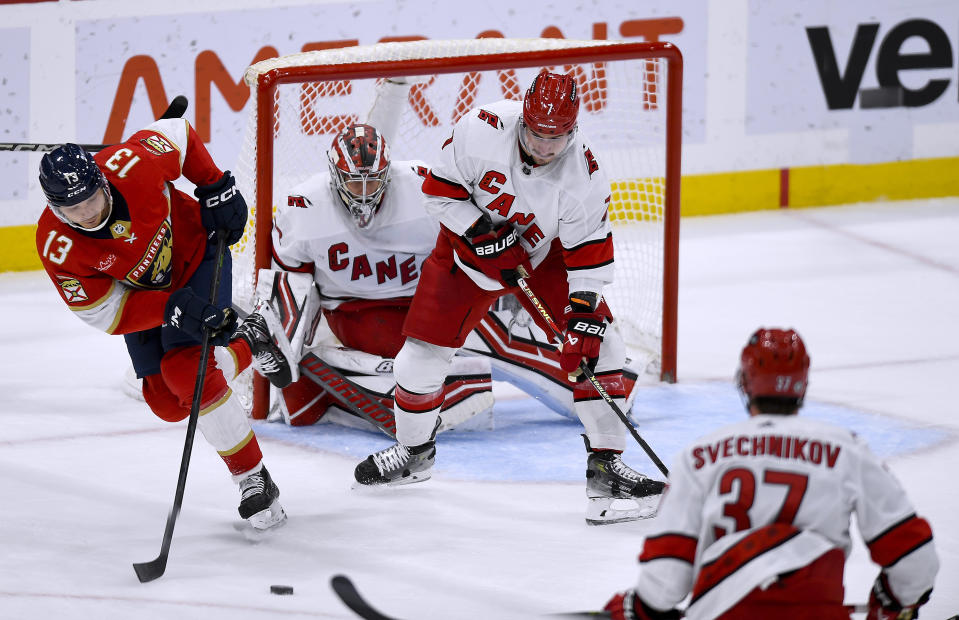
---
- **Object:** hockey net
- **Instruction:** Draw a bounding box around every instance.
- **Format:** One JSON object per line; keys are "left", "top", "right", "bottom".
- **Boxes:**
{"left": 233, "top": 38, "right": 682, "bottom": 418}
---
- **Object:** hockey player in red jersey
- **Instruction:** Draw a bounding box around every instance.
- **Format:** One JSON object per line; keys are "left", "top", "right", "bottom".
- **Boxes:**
{"left": 36, "top": 118, "right": 294, "bottom": 531}
{"left": 604, "top": 328, "right": 938, "bottom": 619}
{"left": 351, "top": 69, "right": 666, "bottom": 524}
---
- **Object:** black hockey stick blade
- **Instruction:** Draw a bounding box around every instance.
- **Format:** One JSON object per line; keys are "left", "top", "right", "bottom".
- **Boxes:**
{"left": 161, "top": 95, "right": 189, "bottom": 119}
{"left": 331, "top": 575, "right": 399, "bottom": 620}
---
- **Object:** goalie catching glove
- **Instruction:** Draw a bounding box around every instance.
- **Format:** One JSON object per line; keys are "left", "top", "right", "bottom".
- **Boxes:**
{"left": 164, "top": 286, "right": 238, "bottom": 346}
{"left": 462, "top": 216, "right": 531, "bottom": 288}
{"left": 195, "top": 171, "right": 248, "bottom": 246}
{"left": 560, "top": 291, "right": 606, "bottom": 377}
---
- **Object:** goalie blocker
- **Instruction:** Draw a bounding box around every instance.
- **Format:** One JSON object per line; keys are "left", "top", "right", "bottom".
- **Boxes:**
{"left": 256, "top": 269, "right": 643, "bottom": 431}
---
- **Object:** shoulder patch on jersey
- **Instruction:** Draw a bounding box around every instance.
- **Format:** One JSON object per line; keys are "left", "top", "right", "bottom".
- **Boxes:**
{"left": 477, "top": 109, "right": 504, "bottom": 129}
{"left": 109, "top": 220, "right": 133, "bottom": 240}
{"left": 56, "top": 274, "right": 89, "bottom": 303}
{"left": 139, "top": 135, "right": 174, "bottom": 156}
{"left": 583, "top": 146, "right": 599, "bottom": 177}
{"left": 288, "top": 195, "right": 310, "bottom": 208}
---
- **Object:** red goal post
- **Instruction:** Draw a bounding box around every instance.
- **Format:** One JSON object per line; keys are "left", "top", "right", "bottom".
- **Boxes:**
{"left": 233, "top": 38, "right": 682, "bottom": 419}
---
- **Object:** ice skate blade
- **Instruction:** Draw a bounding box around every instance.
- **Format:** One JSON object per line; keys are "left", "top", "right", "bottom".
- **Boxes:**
{"left": 585, "top": 495, "right": 660, "bottom": 525}
{"left": 350, "top": 470, "right": 432, "bottom": 491}
{"left": 248, "top": 501, "right": 288, "bottom": 531}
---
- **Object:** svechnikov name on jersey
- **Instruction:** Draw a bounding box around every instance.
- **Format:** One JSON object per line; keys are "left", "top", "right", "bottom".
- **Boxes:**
{"left": 691, "top": 433, "right": 842, "bottom": 470}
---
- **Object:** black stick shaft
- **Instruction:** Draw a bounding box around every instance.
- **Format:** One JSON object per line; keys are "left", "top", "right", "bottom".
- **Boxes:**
{"left": 132, "top": 235, "right": 227, "bottom": 583}
{"left": 515, "top": 275, "right": 669, "bottom": 477}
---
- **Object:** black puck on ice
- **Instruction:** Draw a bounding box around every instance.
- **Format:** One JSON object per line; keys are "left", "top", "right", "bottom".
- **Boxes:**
{"left": 270, "top": 585, "right": 294, "bottom": 595}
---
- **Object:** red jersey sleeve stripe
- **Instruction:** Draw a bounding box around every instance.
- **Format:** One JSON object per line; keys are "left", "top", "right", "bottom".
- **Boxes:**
{"left": 271, "top": 247, "right": 315, "bottom": 274}
{"left": 563, "top": 233, "right": 614, "bottom": 271}
{"left": 422, "top": 171, "right": 470, "bottom": 200}
{"left": 639, "top": 533, "right": 698, "bottom": 564}
{"left": 867, "top": 514, "right": 934, "bottom": 568}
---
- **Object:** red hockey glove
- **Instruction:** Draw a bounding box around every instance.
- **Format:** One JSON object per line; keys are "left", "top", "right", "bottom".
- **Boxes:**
{"left": 463, "top": 219, "right": 531, "bottom": 288}
{"left": 195, "top": 171, "right": 248, "bottom": 246}
{"left": 560, "top": 291, "right": 606, "bottom": 376}
{"left": 164, "top": 287, "right": 238, "bottom": 346}
{"left": 867, "top": 574, "right": 931, "bottom": 620}
{"left": 604, "top": 590, "right": 681, "bottom": 620}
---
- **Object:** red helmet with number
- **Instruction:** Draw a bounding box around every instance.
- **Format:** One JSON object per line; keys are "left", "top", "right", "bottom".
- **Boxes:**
{"left": 327, "top": 123, "right": 391, "bottom": 229}
{"left": 737, "top": 328, "right": 810, "bottom": 407}
{"left": 523, "top": 69, "right": 580, "bottom": 136}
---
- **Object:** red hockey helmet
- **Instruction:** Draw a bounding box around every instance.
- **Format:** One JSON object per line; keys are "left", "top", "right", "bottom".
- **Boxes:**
{"left": 737, "top": 328, "right": 810, "bottom": 407}
{"left": 327, "top": 123, "right": 391, "bottom": 228}
{"left": 520, "top": 69, "right": 580, "bottom": 164}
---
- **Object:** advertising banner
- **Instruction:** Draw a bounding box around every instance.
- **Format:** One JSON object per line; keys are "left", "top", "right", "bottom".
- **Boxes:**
{"left": 747, "top": 0, "right": 959, "bottom": 162}
{"left": 73, "top": 0, "right": 706, "bottom": 174}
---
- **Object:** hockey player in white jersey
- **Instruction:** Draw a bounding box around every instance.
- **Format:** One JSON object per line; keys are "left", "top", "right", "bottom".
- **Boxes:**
{"left": 604, "top": 328, "right": 938, "bottom": 620}
{"left": 265, "top": 84, "right": 644, "bottom": 433}
{"left": 351, "top": 69, "right": 665, "bottom": 525}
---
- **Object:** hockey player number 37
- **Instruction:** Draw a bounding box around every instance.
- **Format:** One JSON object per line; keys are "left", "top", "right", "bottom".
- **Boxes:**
{"left": 714, "top": 468, "right": 809, "bottom": 540}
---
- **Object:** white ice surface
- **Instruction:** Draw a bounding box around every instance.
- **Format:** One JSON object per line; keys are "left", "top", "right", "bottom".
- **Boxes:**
{"left": 1, "top": 198, "right": 957, "bottom": 619}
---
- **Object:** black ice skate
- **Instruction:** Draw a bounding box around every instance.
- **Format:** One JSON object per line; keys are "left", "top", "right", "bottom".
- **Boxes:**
{"left": 584, "top": 436, "right": 666, "bottom": 525}
{"left": 234, "top": 301, "right": 294, "bottom": 388}
{"left": 354, "top": 441, "right": 436, "bottom": 487}
{"left": 238, "top": 465, "right": 287, "bottom": 530}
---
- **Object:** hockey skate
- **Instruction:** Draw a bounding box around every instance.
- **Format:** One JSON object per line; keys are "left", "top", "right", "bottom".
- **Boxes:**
{"left": 354, "top": 441, "right": 436, "bottom": 487}
{"left": 234, "top": 301, "right": 295, "bottom": 389}
{"left": 584, "top": 436, "right": 665, "bottom": 525}
{"left": 238, "top": 466, "right": 287, "bottom": 530}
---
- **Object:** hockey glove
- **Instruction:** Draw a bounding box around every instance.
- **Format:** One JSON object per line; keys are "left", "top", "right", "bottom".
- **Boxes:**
{"left": 560, "top": 291, "right": 606, "bottom": 377}
{"left": 463, "top": 219, "right": 532, "bottom": 288}
{"left": 604, "top": 590, "right": 681, "bottom": 620}
{"left": 867, "top": 574, "right": 931, "bottom": 620}
{"left": 164, "top": 287, "right": 238, "bottom": 346}
{"left": 195, "top": 171, "right": 248, "bottom": 246}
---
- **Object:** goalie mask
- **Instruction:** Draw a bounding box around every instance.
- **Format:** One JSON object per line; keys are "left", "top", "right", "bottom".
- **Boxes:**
{"left": 519, "top": 69, "right": 580, "bottom": 165}
{"left": 39, "top": 143, "right": 113, "bottom": 231}
{"left": 737, "top": 328, "right": 810, "bottom": 409}
{"left": 328, "top": 124, "right": 391, "bottom": 229}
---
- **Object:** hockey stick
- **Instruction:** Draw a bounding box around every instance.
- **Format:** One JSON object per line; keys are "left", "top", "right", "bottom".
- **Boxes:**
{"left": 514, "top": 271, "right": 670, "bottom": 477}
{"left": 132, "top": 233, "right": 227, "bottom": 583}
{"left": 299, "top": 352, "right": 398, "bottom": 439}
{"left": 0, "top": 95, "right": 189, "bottom": 152}
{"left": 331, "top": 575, "right": 398, "bottom": 620}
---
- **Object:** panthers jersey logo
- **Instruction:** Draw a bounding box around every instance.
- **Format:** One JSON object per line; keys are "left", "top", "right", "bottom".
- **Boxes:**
{"left": 126, "top": 221, "right": 174, "bottom": 289}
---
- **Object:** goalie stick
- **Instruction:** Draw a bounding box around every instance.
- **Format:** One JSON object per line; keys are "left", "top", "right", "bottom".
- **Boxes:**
{"left": 133, "top": 234, "right": 227, "bottom": 583}
{"left": 230, "top": 301, "right": 399, "bottom": 439}
{"left": 298, "top": 352, "right": 398, "bottom": 439}
{"left": 0, "top": 95, "right": 189, "bottom": 152}
{"left": 514, "top": 269, "right": 670, "bottom": 478}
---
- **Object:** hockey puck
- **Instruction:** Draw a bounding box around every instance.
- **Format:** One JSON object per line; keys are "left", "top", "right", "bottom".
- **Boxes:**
{"left": 270, "top": 585, "right": 294, "bottom": 595}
